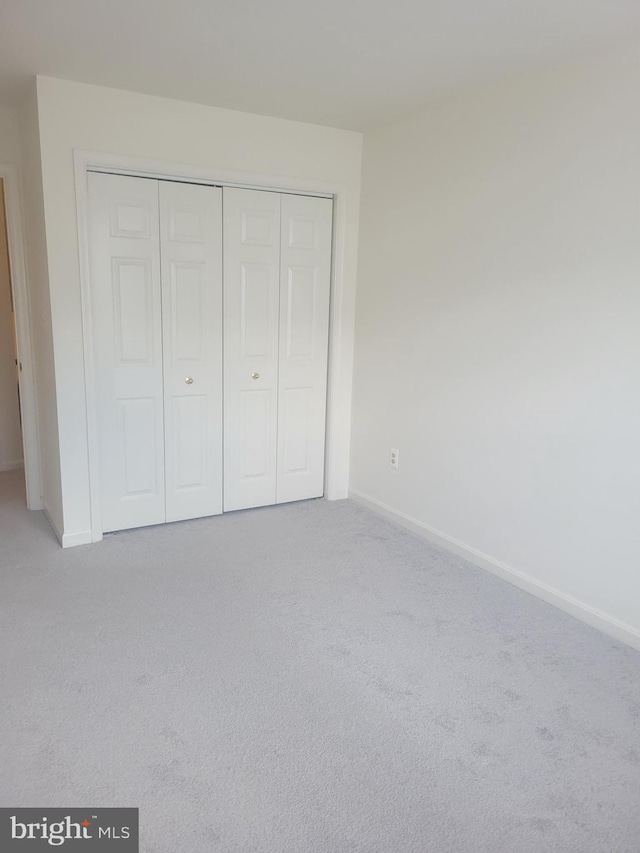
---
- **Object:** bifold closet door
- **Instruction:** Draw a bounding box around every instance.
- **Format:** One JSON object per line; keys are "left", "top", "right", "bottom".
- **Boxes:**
{"left": 223, "top": 187, "right": 333, "bottom": 511}
{"left": 90, "top": 174, "right": 330, "bottom": 530}
{"left": 159, "top": 181, "right": 223, "bottom": 522}
{"left": 277, "top": 193, "right": 332, "bottom": 503}
{"left": 89, "top": 172, "right": 165, "bottom": 532}
{"left": 223, "top": 188, "right": 281, "bottom": 511}
{"left": 89, "top": 173, "right": 223, "bottom": 532}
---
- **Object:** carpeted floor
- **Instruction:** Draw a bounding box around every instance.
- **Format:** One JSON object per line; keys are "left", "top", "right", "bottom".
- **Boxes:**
{"left": 1, "top": 468, "right": 639, "bottom": 852}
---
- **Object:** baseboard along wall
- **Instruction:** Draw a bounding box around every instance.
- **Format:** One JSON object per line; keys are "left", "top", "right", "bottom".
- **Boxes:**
{"left": 349, "top": 489, "right": 640, "bottom": 653}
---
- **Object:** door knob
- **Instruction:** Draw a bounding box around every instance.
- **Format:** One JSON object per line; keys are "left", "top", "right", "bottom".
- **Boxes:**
{"left": 185, "top": 377, "right": 194, "bottom": 384}
{"left": 251, "top": 372, "right": 260, "bottom": 380}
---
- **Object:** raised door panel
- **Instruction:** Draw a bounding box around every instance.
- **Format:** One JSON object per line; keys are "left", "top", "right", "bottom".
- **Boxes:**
{"left": 118, "top": 397, "right": 159, "bottom": 495}
{"left": 277, "top": 194, "right": 333, "bottom": 504}
{"left": 88, "top": 172, "right": 165, "bottom": 532}
{"left": 112, "top": 259, "right": 155, "bottom": 363}
{"left": 159, "top": 181, "right": 223, "bottom": 523}
{"left": 223, "top": 188, "right": 280, "bottom": 511}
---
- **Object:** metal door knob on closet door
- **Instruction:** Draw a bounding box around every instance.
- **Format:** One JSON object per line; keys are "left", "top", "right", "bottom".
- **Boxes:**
{"left": 185, "top": 377, "right": 194, "bottom": 384}
{"left": 251, "top": 372, "right": 260, "bottom": 380}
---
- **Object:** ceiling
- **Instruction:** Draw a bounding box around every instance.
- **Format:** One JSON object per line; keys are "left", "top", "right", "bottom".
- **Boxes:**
{"left": 1, "top": 0, "right": 639, "bottom": 130}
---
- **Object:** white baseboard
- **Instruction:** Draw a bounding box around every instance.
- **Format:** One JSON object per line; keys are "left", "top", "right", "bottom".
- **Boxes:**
{"left": 42, "top": 500, "right": 63, "bottom": 546}
{"left": 42, "top": 500, "right": 93, "bottom": 548}
{"left": 0, "top": 460, "right": 24, "bottom": 472}
{"left": 349, "top": 488, "right": 640, "bottom": 653}
{"left": 61, "top": 528, "right": 93, "bottom": 548}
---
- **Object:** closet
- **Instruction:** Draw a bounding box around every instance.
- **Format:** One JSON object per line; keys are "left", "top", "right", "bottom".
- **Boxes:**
{"left": 88, "top": 172, "right": 332, "bottom": 533}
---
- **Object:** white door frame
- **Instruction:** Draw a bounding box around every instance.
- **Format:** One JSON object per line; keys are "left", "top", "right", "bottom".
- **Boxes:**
{"left": 0, "top": 163, "right": 42, "bottom": 509}
{"left": 74, "top": 150, "right": 350, "bottom": 543}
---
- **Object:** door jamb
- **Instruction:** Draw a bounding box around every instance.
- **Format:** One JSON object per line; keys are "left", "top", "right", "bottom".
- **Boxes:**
{"left": 74, "top": 150, "right": 350, "bottom": 543}
{"left": 0, "top": 163, "right": 42, "bottom": 509}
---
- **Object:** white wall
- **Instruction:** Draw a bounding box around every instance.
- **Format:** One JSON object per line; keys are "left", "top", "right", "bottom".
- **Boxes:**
{"left": 351, "top": 46, "right": 640, "bottom": 645}
{"left": 0, "top": 104, "right": 22, "bottom": 165}
{"left": 35, "top": 76, "right": 362, "bottom": 543}
{"left": 0, "top": 178, "right": 23, "bottom": 470}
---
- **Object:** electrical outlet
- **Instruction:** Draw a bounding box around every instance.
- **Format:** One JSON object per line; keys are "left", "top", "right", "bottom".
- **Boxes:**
{"left": 390, "top": 448, "right": 399, "bottom": 469}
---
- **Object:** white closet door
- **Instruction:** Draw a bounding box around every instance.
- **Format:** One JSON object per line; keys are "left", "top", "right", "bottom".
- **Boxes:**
{"left": 160, "top": 181, "right": 223, "bottom": 523}
{"left": 223, "top": 188, "right": 281, "bottom": 511}
{"left": 277, "top": 194, "right": 332, "bottom": 503}
{"left": 88, "top": 172, "right": 165, "bottom": 532}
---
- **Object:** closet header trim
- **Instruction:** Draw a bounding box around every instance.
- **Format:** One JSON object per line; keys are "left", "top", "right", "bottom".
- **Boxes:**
{"left": 86, "top": 168, "right": 334, "bottom": 200}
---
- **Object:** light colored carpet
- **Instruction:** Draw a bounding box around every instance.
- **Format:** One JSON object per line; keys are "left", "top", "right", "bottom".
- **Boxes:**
{"left": 1, "top": 468, "right": 639, "bottom": 852}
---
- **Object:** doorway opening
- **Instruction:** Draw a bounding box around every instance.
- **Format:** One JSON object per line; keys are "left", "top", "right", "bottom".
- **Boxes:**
{"left": 0, "top": 178, "right": 23, "bottom": 479}
{"left": 0, "top": 166, "right": 41, "bottom": 511}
